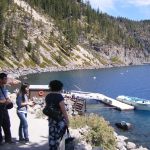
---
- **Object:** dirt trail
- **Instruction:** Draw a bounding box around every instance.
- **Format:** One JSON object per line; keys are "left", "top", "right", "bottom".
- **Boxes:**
{"left": 1, "top": 108, "right": 49, "bottom": 150}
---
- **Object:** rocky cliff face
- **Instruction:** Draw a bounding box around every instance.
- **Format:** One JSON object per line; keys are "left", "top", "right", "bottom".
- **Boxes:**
{"left": 0, "top": 0, "right": 150, "bottom": 70}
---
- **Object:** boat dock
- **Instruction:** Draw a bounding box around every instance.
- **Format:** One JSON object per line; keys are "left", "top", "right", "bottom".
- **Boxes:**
{"left": 70, "top": 91, "right": 134, "bottom": 111}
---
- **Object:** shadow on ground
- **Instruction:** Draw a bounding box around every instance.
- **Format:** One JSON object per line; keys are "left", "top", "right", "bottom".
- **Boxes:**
{"left": 1, "top": 136, "right": 49, "bottom": 150}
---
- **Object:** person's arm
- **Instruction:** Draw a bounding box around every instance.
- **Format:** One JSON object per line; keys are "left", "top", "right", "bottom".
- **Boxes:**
{"left": 21, "top": 95, "right": 33, "bottom": 106}
{"left": 0, "top": 87, "right": 11, "bottom": 104}
{"left": 21, "top": 101, "right": 33, "bottom": 106}
{"left": 59, "top": 101, "right": 69, "bottom": 126}
{"left": 17, "top": 94, "right": 32, "bottom": 107}
{"left": 0, "top": 99, "right": 7, "bottom": 104}
{"left": 0, "top": 97, "right": 12, "bottom": 104}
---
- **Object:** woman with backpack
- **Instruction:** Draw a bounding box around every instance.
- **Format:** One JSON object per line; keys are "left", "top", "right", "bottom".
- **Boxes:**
{"left": 44, "top": 80, "right": 69, "bottom": 150}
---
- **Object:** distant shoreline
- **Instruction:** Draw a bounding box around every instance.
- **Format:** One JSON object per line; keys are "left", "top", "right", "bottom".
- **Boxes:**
{"left": 0, "top": 65, "right": 115, "bottom": 78}
{"left": 0, "top": 63, "right": 147, "bottom": 78}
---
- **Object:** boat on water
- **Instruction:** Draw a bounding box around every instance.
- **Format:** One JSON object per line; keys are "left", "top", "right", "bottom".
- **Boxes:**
{"left": 116, "top": 95, "right": 150, "bottom": 111}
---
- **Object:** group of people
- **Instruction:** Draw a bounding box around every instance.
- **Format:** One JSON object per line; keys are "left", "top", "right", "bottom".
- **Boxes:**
{"left": 0, "top": 72, "right": 69, "bottom": 150}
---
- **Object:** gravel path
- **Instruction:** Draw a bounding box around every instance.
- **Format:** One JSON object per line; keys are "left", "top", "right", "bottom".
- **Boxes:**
{"left": 1, "top": 108, "right": 49, "bottom": 150}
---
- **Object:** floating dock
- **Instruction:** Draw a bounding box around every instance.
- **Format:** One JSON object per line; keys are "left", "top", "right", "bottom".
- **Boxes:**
{"left": 70, "top": 91, "right": 134, "bottom": 111}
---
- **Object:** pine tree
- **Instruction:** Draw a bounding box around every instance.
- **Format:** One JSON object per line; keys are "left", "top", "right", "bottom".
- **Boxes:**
{"left": 0, "top": 0, "right": 5, "bottom": 60}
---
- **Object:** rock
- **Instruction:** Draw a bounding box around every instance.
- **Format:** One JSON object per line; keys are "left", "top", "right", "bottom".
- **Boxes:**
{"left": 116, "top": 141, "right": 126, "bottom": 149}
{"left": 114, "top": 132, "right": 118, "bottom": 137}
{"left": 115, "top": 121, "right": 132, "bottom": 130}
{"left": 69, "top": 128, "right": 82, "bottom": 139}
{"left": 120, "top": 146, "right": 127, "bottom": 150}
{"left": 74, "top": 141, "right": 92, "bottom": 150}
{"left": 126, "top": 142, "right": 136, "bottom": 149}
{"left": 137, "top": 146, "right": 149, "bottom": 150}
{"left": 116, "top": 135, "right": 128, "bottom": 142}
{"left": 79, "top": 126, "right": 90, "bottom": 135}
{"left": 33, "top": 104, "right": 41, "bottom": 110}
{"left": 92, "top": 147, "right": 103, "bottom": 150}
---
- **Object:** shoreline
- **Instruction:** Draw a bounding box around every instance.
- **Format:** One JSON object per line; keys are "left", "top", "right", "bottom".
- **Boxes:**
{"left": 0, "top": 65, "right": 115, "bottom": 78}
{"left": 0, "top": 63, "right": 147, "bottom": 78}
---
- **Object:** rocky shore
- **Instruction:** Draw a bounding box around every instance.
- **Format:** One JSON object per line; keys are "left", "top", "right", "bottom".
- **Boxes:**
{"left": 68, "top": 128, "right": 148, "bottom": 150}
{"left": 0, "top": 64, "right": 127, "bottom": 78}
{"left": 0, "top": 61, "right": 146, "bottom": 80}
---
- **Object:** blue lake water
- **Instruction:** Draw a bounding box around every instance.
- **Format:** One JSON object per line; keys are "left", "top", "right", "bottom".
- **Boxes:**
{"left": 19, "top": 65, "right": 150, "bottom": 149}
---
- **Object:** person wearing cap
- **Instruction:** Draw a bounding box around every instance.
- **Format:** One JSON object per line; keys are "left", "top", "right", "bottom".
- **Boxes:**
{"left": 0, "top": 73, "right": 14, "bottom": 145}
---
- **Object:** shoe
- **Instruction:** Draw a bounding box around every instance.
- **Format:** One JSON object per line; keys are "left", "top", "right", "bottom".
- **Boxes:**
{"left": 5, "top": 140, "right": 16, "bottom": 144}
{"left": 19, "top": 138, "right": 25, "bottom": 143}
{"left": 24, "top": 139, "right": 30, "bottom": 144}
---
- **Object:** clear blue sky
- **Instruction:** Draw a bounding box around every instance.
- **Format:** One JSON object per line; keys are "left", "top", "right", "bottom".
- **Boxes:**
{"left": 83, "top": 0, "right": 150, "bottom": 21}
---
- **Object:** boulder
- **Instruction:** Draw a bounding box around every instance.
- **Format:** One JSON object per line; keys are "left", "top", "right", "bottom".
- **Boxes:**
{"left": 126, "top": 142, "right": 136, "bottom": 149}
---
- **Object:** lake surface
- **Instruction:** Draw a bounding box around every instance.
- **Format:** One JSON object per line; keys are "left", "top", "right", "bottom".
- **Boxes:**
{"left": 19, "top": 65, "right": 150, "bottom": 149}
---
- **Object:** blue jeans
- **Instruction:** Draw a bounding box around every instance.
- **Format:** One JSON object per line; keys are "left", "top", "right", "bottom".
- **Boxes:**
{"left": 17, "top": 112, "right": 29, "bottom": 140}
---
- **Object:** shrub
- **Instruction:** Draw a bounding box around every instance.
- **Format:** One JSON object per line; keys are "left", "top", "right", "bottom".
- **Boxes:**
{"left": 69, "top": 114, "right": 116, "bottom": 150}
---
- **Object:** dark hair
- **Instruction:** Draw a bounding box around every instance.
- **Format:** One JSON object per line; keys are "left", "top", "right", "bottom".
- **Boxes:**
{"left": 0, "top": 73, "right": 7, "bottom": 79}
{"left": 49, "top": 80, "right": 63, "bottom": 92}
{"left": 19, "top": 83, "right": 29, "bottom": 102}
{"left": 20, "top": 83, "right": 29, "bottom": 93}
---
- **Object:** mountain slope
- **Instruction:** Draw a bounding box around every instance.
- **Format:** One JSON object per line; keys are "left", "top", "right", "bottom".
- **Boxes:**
{"left": 0, "top": 0, "right": 150, "bottom": 70}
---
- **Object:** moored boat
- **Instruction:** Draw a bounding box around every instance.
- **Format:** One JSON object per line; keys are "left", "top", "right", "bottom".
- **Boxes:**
{"left": 116, "top": 95, "right": 150, "bottom": 111}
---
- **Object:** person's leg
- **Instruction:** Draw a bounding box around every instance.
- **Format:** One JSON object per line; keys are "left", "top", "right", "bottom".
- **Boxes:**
{"left": 0, "top": 109, "right": 4, "bottom": 143}
{"left": 48, "top": 119, "right": 58, "bottom": 150}
{"left": 17, "top": 112, "right": 24, "bottom": 141}
{"left": 48, "top": 119, "right": 66, "bottom": 150}
{"left": 0, "top": 127, "right": 3, "bottom": 144}
{"left": 17, "top": 112, "right": 29, "bottom": 141}
{"left": 24, "top": 113, "right": 29, "bottom": 142}
{"left": 2, "top": 110, "right": 11, "bottom": 142}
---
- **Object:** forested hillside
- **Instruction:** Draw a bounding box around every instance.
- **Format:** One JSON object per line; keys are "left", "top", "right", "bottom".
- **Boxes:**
{"left": 0, "top": 0, "right": 150, "bottom": 70}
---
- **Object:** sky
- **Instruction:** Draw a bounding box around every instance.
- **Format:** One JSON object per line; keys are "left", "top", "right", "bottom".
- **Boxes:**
{"left": 83, "top": 0, "right": 150, "bottom": 21}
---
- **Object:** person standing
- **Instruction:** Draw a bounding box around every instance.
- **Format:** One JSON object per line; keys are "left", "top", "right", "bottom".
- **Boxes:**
{"left": 16, "top": 83, "right": 33, "bottom": 143}
{"left": 44, "top": 80, "right": 69, "bottom": 150}
{"left": 0, "top": 73, "right": 14, "bottom": 145}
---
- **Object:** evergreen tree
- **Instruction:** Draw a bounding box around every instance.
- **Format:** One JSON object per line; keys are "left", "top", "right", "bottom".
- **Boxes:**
{"left": 0, "top": 0, "right": 5, "bottom": 60}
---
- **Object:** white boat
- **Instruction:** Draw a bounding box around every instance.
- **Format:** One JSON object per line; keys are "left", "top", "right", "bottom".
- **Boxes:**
{"left": 116, "top": 95, "right": 150, "bottom": 111}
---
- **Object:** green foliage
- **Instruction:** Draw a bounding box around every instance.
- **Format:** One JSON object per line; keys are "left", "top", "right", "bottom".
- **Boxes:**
{"left": 31, "top": 50, "right": 41, "bottom": 65}
{"left": 39, "top": 62, "right": 47, "bottom": 68}
{"left": 1, "top": 0, "right": 150, "bottom": 67}
{"left": 41, "top": 54, "right": 55, "bottom": 66}
{"left": 0, "top": 0, "right": 5, "bottom": 60}
{"left": 25, "top": 0, "right": 149, "bottom": 51}
{"left": 11, "top": 26, "right": 26, "bottom": 61}
{"left": 53, "top": 54, "right": 66, "bottom": 66}
{"left": 24, "top": 58, "right": 36, "bottom": 67}
{"left": 111, "top": 56, "right": 122, "bottom": 64}
{"left": 70, "top": 114, "right": 116, "bottom": 150}
{"left": 26, "top": 41, "right": 32, "bottom": 52}
{"left": 0, "top": 0, "right": 12, "bottom": 60}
